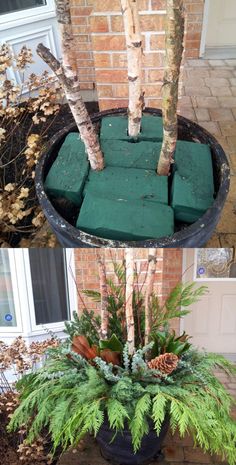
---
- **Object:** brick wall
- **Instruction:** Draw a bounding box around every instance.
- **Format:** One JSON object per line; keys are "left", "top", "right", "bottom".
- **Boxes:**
{"left": 70, "top": 0, "right": 204, "bottom": 108}
{"left": 74, "top": 248, "right": 183, "bottom": 333}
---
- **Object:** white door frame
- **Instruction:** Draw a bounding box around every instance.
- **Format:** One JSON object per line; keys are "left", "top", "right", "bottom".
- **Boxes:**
{"left": 0, "top": 249, "right": 77, "bottom": 343}
{"left": 199, "top": 0, "right": 210, "bottom": 58}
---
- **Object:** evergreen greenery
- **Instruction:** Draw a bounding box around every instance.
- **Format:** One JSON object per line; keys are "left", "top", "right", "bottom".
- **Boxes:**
{"left": 8, "top": 281, "right": 236, "bottom": 464}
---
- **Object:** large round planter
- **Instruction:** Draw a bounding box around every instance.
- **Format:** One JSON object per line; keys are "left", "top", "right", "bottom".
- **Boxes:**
{"left": 96, "top": 418, "right": 169, "bottom": 465}
{"left": 35, "top": 108, "right": 230, "bottom": 248}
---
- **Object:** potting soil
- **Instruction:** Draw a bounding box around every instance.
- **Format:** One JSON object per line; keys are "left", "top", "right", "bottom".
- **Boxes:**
{"left": 44, "top": 133, "right": 89, "bottom": 206}
{"left": 171, "top": 141, "right": 214, "bottom": 223}
{"left": 76, "top": 192, "right": 174, "bottom": 240}
{"left": 44, "top": 115, "right": 214, "bottom": 241}
{"left": 84, "top": 166, "right": 168, "bottom": 204}
{"left": 100, "top": 115, "right": 163, "bottom": 142}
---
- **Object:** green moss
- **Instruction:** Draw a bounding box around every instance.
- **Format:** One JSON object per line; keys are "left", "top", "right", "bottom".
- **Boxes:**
{"left": 44, "top": 133, "right": 89, "bottom": 206}
{"left": 77, "top": 192, "right": 174, "bottom": 240}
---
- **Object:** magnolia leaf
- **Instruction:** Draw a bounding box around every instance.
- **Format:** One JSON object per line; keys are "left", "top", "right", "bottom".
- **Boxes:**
{"left": 99, "top": 334, "right": 123, "bottom": 353}
{"left": 72, "top": 335, "right": 98, "bottom": 360}
{"left": 100, "top": 349, "right": 121, "bottom": 366}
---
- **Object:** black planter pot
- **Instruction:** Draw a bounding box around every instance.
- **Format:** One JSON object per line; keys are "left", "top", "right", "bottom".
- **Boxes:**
{"left": 35, "top": 108, "right": 230, "bottom": 248}
{"left": 96, "top": 418, "right": 169, "bottom": 465}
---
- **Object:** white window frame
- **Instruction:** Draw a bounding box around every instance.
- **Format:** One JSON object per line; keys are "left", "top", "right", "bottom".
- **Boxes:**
{"left": 0, "top": 249, "right": 77, "bottom": 341}
{"left": 193, "top": 248, "right": 236, "bottom": 282}
{"left": 22, "top": 249, "right": 77, "bottom": 335}
{"left": 0, "top": 249, "right": 23, "bottom": 335}
{"left": 0, "top": 0, "right": 56, "bottom": 31}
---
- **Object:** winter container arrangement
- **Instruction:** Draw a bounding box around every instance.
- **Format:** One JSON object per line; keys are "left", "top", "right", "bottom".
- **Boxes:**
{"left": 35, "top": 0, "right": 230, "bottom": 248}
{"left": 8, "top": 251, "right": 236, "bottom": 465}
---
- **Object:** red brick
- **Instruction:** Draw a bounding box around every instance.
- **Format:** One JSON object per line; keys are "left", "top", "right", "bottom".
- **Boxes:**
{"left": 92, "top": 35, "right": 126, "bottom": 51}
{"left": 90, "top": 0, "right": 121, "bottom": 11}
{"left": 96, "top": 69, "right": 127, "bottom": 83}
{"left": 90, "top": 16, "right": 109, "bottom": 32}
{"left": 99, "top": 99, "right": 128, "bottom": 110}
{"left": 140, "top": 14, "right": 166, "bottom": 31}
{"left": 93, "top": 53, "right": 111, "bottom": 67}
{"left": 97, "top": 85, "right": 113, "bottom": 97}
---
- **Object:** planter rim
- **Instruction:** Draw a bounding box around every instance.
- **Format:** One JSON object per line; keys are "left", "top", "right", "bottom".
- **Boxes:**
{"left": 35, "top": 107, "right": 230, "bottom": 248}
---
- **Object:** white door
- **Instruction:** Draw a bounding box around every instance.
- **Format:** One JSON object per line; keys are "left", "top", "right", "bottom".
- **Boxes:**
{"left": 183, "top": 249, "right": 236, "bottom": 361}
{"left": 0, "top": 0, "right": 61, "bottom": 93}
{"left": 201, "top": 0, "right": 236, "bottom": 58}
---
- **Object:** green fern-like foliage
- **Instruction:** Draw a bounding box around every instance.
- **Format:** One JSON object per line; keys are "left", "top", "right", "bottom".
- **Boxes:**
{"left": 64, "top": 310, "right": 101, "bottom": 345}
{"left": 8, "top": 341, "right": 236, "bottom": 465}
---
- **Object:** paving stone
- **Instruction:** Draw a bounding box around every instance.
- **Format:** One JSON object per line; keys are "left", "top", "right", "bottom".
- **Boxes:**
{"left": 231, "top": 87, "right": 236, "bottom": 97}
{"left": 187, "top": 68, "right": 210, "bottom": 78}
{"left": 205, "top": 77, "right": 229, "bottom": 87}
{"left": 187, "top": 59, "right": 209, "bottom": 67}
{"left": 209, "top": 69, "right": 233, "bottom": 78}
{"left": 178, "top": 108, "right": 196, "bottom": 120}
{"left": 219, "top": 121, "right": 236, "bottom": 136}
{"left": 230, "top": 78, "right": 236, "bottom": 86}
{"left": 209, "top": 108, "right": 234, "bottom": 121}
{"left": 205, "top": 233, "right": 221, "bottom": 247}
{"left": 227, "top": 136, "right": 236, "bottom": 151}
{"left": 197, "top": 121, "right": 221, "bottom": 136}
{"left": 229, "top": 152, "right": 236, "bottom": 174}
{"left": 209, "top": 59, "right": 226, "bottom": 67}
{"left": 219, "top": 233, "right": 236, "bottom": 247}
{"left": 195, "top": 97, "right": 218, "bottom": 108}
{"left": 211, "top": 87, "right": 232, "bottom": 97}
{"left": 179, "top": 95, "right": 192, "bottom": 107}
{"left": 195, "top": 108, "right": 210, "bottom": 121}
{"left": 227, "top": 175, "right": 236, "bottom": 202}
{"left": 218, "top": 96, "right": 236, "bottom": 108}
{"left": 232, "top": 108, "right": 236, "bottom": 119}
{"left": 216, "top": 201, "right": 236, "bottom": 233}
{"left": 185, "top": 86, "right": 211, "bottom": 97}
{"left": 225, "top": 59, "right": 236, "bottom": 66}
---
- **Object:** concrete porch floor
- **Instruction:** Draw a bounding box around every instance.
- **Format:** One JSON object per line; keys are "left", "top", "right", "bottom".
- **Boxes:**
{"left": 179, "top": 58, "right": 236, "bottom": 247}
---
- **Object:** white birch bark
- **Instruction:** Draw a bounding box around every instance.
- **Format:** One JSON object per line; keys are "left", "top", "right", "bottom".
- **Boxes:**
{"left": 96, "top": 250, "right": 109, "bottom": 339}
{"left": 121, "top": 0, "right": 144, "bottom": 137}
{"left": 125, "top": 248, "right": 135, "bottom": 355}
{"left": 37, "top": 0, "right": 104, "bottom": 171}
{"left": 157, "top": 0, "right": 185, "bottom": 176}
{"left": 144, "top": 249, "right": 157, "bottom": 345}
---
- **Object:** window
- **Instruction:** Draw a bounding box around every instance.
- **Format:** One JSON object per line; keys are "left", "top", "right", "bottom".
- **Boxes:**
{"left": 28, "top": 249, "right": 70, "bottom": 325}
{"left": 195, "top": 248, "right": 235, "bottom": 279}
{"left": 0, "top": 0, "right": 46, "bottom": 15}
{"left": 0, "top": 251, "right": 17, "bottom": 327}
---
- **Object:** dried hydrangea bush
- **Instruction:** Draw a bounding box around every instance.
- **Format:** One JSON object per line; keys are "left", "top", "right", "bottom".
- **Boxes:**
{"left": 0, "top": 336, "right": 60, "bottom": 465}
{"left": 0, "top": 43, "right": 64, "bottom": 247}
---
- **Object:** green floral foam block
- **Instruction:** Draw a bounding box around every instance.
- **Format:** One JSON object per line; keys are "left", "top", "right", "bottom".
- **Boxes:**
{"left": 101, "top": 139, "right": 162, "bottom": 170}
{"left": 171, "top": 141, "right": 214, "bottom": 223}
{"left": 100, "top": 115, "right": 163, "bottom": 142}
{"left": 77, "top": 192, "right": 174, "bottom": 241}
{"left": 84, "top": 166, "right": 168, "bottom": 205}
{"left": 44, "top": 133, "right": 89, "bottom": 206}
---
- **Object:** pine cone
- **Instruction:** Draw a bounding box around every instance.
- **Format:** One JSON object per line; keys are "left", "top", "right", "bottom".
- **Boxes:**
{"left": 148, "top": 353, "right": 179, "bottom": 375}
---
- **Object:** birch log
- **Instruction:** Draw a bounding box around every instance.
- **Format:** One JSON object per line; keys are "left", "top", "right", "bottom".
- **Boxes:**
{"left": 96, "top": 251, "right": 109, "bottom": 339}
{"left": 157, "top": 0, "right": 185, "bottom": 176}
{"left": 37, "top": 0, "right": 104, "bottom": 171}
{"left": 144, "top": 249, "right": 157, "bottom": 345}
{"left": 125, "top": 248, "right": 135, "bottom": 355}
{"left": 121, "top": 0, "right": 144, "bottom": 137}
